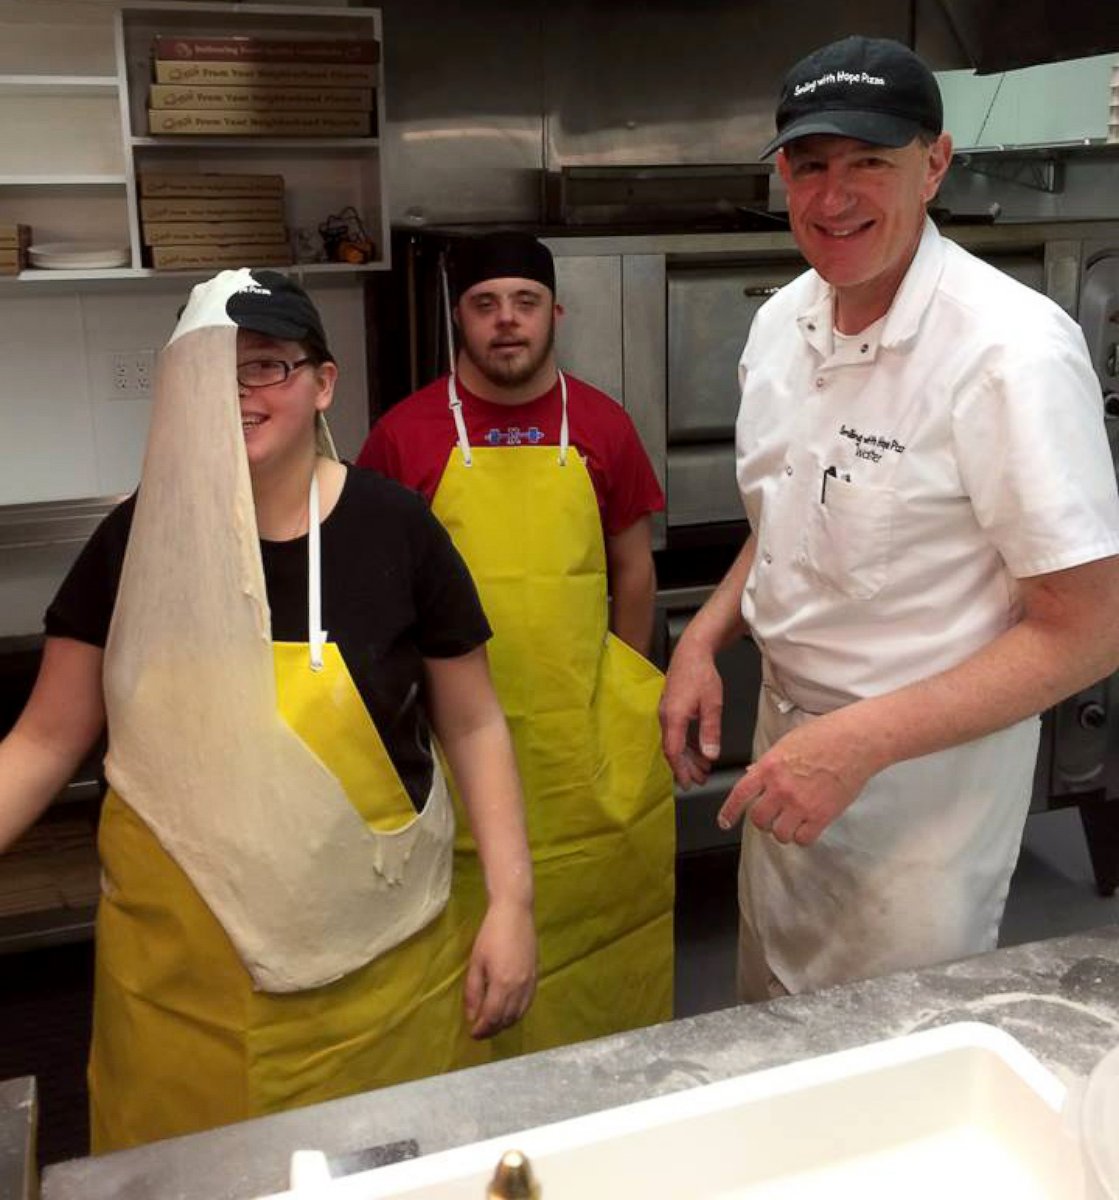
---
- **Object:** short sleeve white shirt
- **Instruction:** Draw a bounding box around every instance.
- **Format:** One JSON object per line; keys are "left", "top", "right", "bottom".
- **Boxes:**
{"left": 735, "top": 217, "right": 1119, "bottom": 702}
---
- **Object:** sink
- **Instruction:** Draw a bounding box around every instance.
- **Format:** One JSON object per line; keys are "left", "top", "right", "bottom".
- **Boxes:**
{"left": 260, "top": 1022, "right": 1082, "bottom": 1199}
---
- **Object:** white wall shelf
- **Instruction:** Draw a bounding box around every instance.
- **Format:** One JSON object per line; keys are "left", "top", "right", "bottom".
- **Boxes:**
{"left": 130, "top": 137, "right": 379, "bottom": 150}
{"left": 0, "top": 175, "right": 128, "bottom": 186}
{"left": 14, "top": 267, "right": 149, "bottom": 282}
{"left": 0, "top": 74, "right": 120, "bottom": 96}
{"left": 3, "top": 262, "right": 380, "bottom": 285}
{"left": 0, "top": 3, "right": 388, "bottom": 281}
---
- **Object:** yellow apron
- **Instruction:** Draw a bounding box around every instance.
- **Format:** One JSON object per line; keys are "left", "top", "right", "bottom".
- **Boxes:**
{"left": 431, "top": 371, "right": 675, "bottom": 1055}
{"left": 89, "top": 639, "right": 487, "bottom": 1152}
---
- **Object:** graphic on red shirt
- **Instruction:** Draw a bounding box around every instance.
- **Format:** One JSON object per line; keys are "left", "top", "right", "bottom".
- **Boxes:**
{"left": 482, "top": 425, "right": 545, "bottom": 446}
{"left": 357, "top": 374, "right": 664, "bottom": 536}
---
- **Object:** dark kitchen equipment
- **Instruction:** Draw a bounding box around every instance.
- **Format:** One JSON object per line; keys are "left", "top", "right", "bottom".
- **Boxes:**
{"left": 936, "top": 0, "right": 1119, "bottom": 73}
{"left": 547, "top": 164, "right": 772, "bottom": 228}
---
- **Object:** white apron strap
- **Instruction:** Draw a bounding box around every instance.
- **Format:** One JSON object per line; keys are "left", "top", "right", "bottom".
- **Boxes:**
{"left": 308, "top": 470, "right": 326, "bottom": 672}
{"left": 439, "top": 254, "right": 456, "bottom": 375}
{"left": 557, "top": 370, "right": 569, "bottom": 466}
{"left": 446, "top": 371, "right": 568, "bottom": 468}
{"left": 447, "top": 373, "right": 473, "bottom": 467}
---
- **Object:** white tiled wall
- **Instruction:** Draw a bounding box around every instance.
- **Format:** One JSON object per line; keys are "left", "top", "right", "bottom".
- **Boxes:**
{"left": 1, "top": 292, "right": 100, "bottom": 503}
{"left": 0, "top": 280, "right": 370, "bottom": 506}
{"left": 0, "top": 279, "right": 372, "bottom": 636}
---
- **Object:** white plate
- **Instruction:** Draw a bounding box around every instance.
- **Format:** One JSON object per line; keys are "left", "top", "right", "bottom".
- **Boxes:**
{"left": 27, "top": 242, "right": 130, "bottom": 269}
{"left": 261, "top": 1023, "right": 1083, "bottom": 1200}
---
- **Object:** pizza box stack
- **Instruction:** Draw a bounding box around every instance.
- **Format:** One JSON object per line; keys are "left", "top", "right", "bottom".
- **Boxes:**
{"left": 0, "top": 223, "right": 31, "bottom": 275}
{"left": 139, "top": 171, "right": 293, "bottom": 270}
{"left": 148, "top": 34, "right": 379, "bottom": 138}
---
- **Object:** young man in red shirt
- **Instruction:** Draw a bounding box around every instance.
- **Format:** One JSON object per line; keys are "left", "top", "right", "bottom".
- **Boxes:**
{"left": 358, "top": 231, "right": 675, "bottom": 1056}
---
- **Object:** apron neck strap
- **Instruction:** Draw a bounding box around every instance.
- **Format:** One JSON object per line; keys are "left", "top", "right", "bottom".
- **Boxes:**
{"left": 308, "top": 468, "right": 326, "bottom": 671}
{"left": 446, "top": 370, "right": 569, "bottom": 466}
{"left": 556, "top": 370, "right": 569, "bottom": 466}
{"left": 447, "top": 372, "right": 473, "bottom": 467}
{"left": 439, "top": 253, "right": 456, "bottom": 375}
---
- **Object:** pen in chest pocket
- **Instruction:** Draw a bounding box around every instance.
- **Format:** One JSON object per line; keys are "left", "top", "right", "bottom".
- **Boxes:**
{"left": 820, "top": 465, "right": 852, "bottom": 504}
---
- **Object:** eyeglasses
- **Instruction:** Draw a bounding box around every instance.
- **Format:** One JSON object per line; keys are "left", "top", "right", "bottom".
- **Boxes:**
{"left": 236, "top": 357, "right": 312, "bottom": 389}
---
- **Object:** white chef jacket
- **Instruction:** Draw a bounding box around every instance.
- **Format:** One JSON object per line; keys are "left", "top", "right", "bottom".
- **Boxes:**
{"left": 736, "top": 217, "right": 1119, "bottom": 706}
{"left": 732, "top": 218, "right": 1119, "bottom": 995}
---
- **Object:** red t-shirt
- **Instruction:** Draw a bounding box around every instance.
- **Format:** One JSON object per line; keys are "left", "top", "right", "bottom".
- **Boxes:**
{"left": 357, "top": 374, "right": 664, "bottom": 536}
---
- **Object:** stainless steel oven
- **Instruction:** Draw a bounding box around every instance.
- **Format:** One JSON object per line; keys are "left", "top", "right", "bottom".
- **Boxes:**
{"left": 652, "top": 586, "right": 761, "bottom": 855}
{"left": 665, "top": 262, "right": 798, "bottom": 529}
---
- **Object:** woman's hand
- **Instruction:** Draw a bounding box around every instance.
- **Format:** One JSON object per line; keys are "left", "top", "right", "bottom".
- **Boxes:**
{"left": 424, "top": 647, "right": 537, "bottom": 1039}
{"left": 464, "top": 897, "right": 537, "bottom": 1038}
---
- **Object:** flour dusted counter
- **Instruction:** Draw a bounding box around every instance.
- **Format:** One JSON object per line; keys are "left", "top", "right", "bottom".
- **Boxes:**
{"left": 24, "top": 924, "right": 1119, "bottom": 1200}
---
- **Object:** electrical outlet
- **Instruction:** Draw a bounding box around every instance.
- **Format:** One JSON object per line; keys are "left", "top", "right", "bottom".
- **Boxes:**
{"left": 106, "top": 351, "right": 156, "bottom": 398}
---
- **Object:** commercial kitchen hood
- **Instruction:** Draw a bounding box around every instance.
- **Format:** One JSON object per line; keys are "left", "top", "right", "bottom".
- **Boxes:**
{"left": 937, "top": 0, "right": 1119, "bottom": 73}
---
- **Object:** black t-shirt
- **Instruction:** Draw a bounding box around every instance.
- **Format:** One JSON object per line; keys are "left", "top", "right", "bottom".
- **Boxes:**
{"left": 45, "top": 465, "right": 491, "bottom": 807}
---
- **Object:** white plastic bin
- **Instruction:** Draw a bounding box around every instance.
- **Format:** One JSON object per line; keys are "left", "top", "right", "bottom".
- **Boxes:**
{"left": 1080, "top": 1042, "right": 1119, "bottom": 1200}
{"left": 261, "top": 1023, "right": 1083, "bottom": 1200}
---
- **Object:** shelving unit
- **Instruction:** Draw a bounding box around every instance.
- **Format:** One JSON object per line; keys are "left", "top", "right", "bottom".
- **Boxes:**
{"left": 954, "top": 141, "right": 1119, "bottom": 194}
{"left": 0, "top": 62, "right": 130, "bottom": 262}
{"left": 118, "top": 2, "right": 388, "bottom": 275}
{"left": 0, "top": 2, "right": 388, "bottom": 283}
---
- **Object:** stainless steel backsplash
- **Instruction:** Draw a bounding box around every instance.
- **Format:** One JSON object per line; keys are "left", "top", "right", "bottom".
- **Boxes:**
{"left": 378, "top": 0, "right": 967, "bottom": 226}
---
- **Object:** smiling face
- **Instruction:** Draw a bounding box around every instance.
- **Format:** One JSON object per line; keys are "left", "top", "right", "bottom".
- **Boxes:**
{"left": 236, "top": 329, "right": 337, "bottom": 474}
{"left": 454, "top": 277, "right": 560, "bottom": 401}
{"left": 777, "top": 132, "right": 952, "bottom": 331}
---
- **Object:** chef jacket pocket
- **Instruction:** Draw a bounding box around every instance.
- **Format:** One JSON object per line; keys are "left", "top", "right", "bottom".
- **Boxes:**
{"left": 802, "top": 475, "right": 895, "bottom": 600}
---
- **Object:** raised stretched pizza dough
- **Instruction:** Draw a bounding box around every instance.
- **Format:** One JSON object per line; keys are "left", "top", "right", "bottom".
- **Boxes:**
{"left": 101, "top": 274, "right": 453, "bottom": 993}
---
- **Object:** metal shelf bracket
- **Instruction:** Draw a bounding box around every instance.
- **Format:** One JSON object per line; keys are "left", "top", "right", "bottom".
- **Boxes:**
{"left": 955, "top": 153, "right": 1065, "bottom": 194}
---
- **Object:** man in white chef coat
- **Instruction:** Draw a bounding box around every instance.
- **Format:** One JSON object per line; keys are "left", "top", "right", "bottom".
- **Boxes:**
{"left": 660, "top": 34, "right": 1119, "bottom": 1000}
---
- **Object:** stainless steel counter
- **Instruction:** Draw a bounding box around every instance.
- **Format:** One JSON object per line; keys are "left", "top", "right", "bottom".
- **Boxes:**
{"left": 0, "top": 496, "right": 122, "bottom": 643}
{"left": 35, "top": 924, "right": 1119, "bottom": 1200}
{"left": 0, "top": 1077, "right": 36, "bottom": 1200}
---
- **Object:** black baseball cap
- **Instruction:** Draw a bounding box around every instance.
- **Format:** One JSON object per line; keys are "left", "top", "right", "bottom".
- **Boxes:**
{"left": 450, "top": 232, "right": 555, "bottom": 303}
{"left": 225, "top": 269, "right": 334, "bottom": 362}
{"left": 761, "top": 35, "right": 943, "bottom": 158}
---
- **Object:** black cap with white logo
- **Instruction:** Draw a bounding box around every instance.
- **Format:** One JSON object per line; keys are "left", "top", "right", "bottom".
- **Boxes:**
{"left": 225, "top": 269, "right": 334, "bottom": 362}
{"left": 760, "top": 35, "right": 943, "bottom": 159}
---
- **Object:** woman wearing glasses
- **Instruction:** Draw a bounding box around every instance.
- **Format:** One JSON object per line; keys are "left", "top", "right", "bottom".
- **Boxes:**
{"left": 0, "top": 270, "right": 535, "bottom": 1152}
